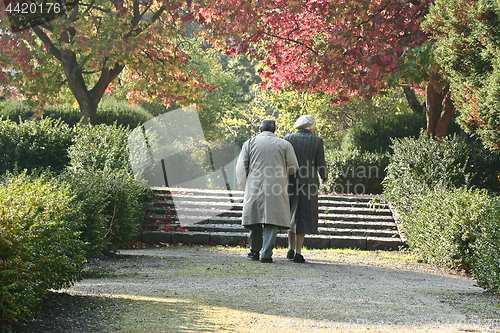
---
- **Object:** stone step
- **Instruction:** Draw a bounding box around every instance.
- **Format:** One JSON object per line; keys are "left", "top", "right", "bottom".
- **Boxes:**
{"left": 144, "top": 214, "right": 241, "bottom": 224}
{"left": 145, "top": 214, "right": 395, "bottom": 227}
{"left": 141, "top": 189, "right": 403, "bottom": 250}
{"left": 317, "top": 227, "right": 398, "bottom": 238}
{"left": 147, "top": 207, "right": 242, "bottom": 216}
{"left": 318, "top": 219, "right": 396, "bottom": 229}
{"left": 140, "top": 231, "right": 403, "bottom": 251}
{"left": 152, "top": 195, "right": 381, "bottom": 206}
{"left": 145, "top": 205, "right": 393, "bottom": 217}
{"left": 150, "top": 187, "right": 382, "bottom": 203}
{"left": 150, "top": 197, "right": 390, "bottom": 212}
{"left": 144, "top": 223, "right": 398, "bottom": 238}
{"left": 318, "top": 213, "right": 394, "bottom": 222}
{"left": 317, "top": 200, "right": 387, "bottom": 208}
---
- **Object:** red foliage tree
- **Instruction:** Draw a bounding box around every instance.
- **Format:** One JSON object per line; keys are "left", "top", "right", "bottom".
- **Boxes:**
{"left": 196, "top": 0, "right": 455, "bottom": 137}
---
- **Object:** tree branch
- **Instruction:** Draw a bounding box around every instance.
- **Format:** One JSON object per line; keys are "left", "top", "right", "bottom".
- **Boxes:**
{"left": 261, "top": 31, "right": 318, "bottom": 54}
{"left": 402, "top": 86, "right": 424, "bottom": 113}
{"left": 32, "top": 26, "right": 62, "bottom": 61}
{"left": 125, "top": 5, "right": 166, "bottom": 39}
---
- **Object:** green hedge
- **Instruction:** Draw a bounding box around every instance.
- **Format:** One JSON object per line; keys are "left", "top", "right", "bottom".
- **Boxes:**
{"left": 389, "top": 181, "right": 491, "bottom": 268}
{"left": 60, "top": 168, "right": 147, "bottom": 257}
{"left": 0, "top": 96, "right": 153, "bottom": 128}
{"left": 471, "top": 197, "right": 500, "bottom": 294}
{"left": 384, "top": 132, "right": 500, "bottom": 196}
{"left": 341, "top": 112, "right": 462, "bottom": 153}
{"left": 0, "top": 120, "right": 150, "bottom": 325}
{"left": 96, "top": 96, "right": 153, "bottom": 128}
{"left": 320, "top": 149, "right": 389, "bottom": 195}
{"left": 0, "top": 172, "right": 86, "bottom": 326}
{"left": 0, "top": 119, "right": 140, "bottom": 175}
{"left": 64, "top": 122, "right": 147, "bottom": 256}
{"left": 0, "top": 117, "right": 74, "bottom": 174}
{"left": 68, "top": 122, "right": 133, "bottom": 172}
{"left": 383, "top": 132, "right": 500, "bottom": 293}
{"left": 0, "top": 98, "right": 33, "bottom": 121}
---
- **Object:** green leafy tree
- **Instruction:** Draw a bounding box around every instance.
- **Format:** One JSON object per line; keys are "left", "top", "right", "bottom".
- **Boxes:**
{"left": 424, "top": 0, "right": 500, "bottom": 151}
{"left": 185, "top": 41, "right": 246, "bottom": 143}
{"left": 265, "top": 88, "right": 414, "bottom": 148}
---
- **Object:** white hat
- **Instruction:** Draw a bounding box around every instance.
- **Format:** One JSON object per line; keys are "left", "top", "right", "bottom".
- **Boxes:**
{"left": 294, "top": 115, "right": 315, "bottom": 129}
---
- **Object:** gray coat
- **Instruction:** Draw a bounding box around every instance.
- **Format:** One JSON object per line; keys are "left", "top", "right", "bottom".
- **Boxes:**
{"left": 236, "top": 131, "right": 299, "bottom": 228}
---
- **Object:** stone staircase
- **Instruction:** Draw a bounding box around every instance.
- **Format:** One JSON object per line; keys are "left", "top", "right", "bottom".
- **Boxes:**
{"left": 141, "top": 188, "right": 404, "bottom": 250}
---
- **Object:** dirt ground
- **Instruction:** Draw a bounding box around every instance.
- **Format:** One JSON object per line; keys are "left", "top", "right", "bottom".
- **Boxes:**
{"left": 8, "top": 247, "right": 500, "bottom": 333}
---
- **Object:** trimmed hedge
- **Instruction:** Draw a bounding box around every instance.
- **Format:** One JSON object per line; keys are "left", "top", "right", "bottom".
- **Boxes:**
{"left": 388, "top": 181, "right": 491, "bottom": 268}
{"left": 341, "top": 112, "right": 462, "bottom": 153}
{"left": 0, "top": 117, "right": 74, "bottom": 174}
{"left": 63, "top": 122, "right": 147, "bottom": 256}
{"left": 471, "top": 197, "right": 500, "bottom": 294}
{"left": 320, "top": 149, "right": 389, "bottom": 195}
{"left": 96, "top": 96, "right": 153, "bottom": 128}
{"left": 384, "top": 132, "right": 500, "bottom": 293}
{"left": 0, "top": 119, "right": 150, "bottom": 325}
{"left": 68, "top": 122, "right": 132, "bottom": 172}
{"left": 0, "top": 172, "right": 86, "bottom": 326}
{"left": 60, "top": 168, "right": 147, "bottom": 257}
{"left": 0, "top": 98, "right": 33, "bottom": 121}
{"left": 384, "top": 132, "right": 500, "bottom": 196}
{"left": 0, "top": 119, "right": 139, "bottom": 175}
{"left": 0, "top": 96, "right": 153, "bottom": 128}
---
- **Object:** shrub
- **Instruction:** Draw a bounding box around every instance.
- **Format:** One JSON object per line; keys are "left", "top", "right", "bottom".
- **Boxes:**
{"left": 383, "top": 132, "right": 500, "bottom": 270}
{"left": 44, "top": 104, "right": 82, "bottom": 126}
{"left": 470, "top": 197, "right": 500, "bottom": 294}
{"left": 0, "top": 97, "right": 153, "bottom": 128}
{"left": 59, "top": 168, "right": 147, "bottom": 257}
{"left": 0, "top": 117, "right": 74, "bottom": 174}
{"left": 0, "top": 98, "right": 33, "bottom": 121}
{"left": 341, "top": 112, "right": 462, "bottom": 153}
{"left": 389, "top": 182, "right": 491, "bottom": 268}
{"left": 384, "top": 132, "right": 500, "bottom": 198}
{"left": 320, "top": 149, "right": 389, "bottom": 194}
{"left": 96, "top": 96, "right": 153, "bottom": 128}
{"left": 68, "top": 122, "right": 132, "bottom": 171}
{"left": 65, "top": 122, "right": 148, "bottom": 256}
{"left": 0, "top": 172, "right": 86, "bottom": 325}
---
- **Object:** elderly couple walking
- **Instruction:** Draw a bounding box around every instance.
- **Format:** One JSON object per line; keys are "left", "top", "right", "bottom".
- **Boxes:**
{"left": 236, "top": 115, "right": 328, "bottom": 263}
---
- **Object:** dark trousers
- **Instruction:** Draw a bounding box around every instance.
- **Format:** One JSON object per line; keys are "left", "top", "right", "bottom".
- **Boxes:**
{"left": 247, "top": 224, "right": 278, "bottom": 259}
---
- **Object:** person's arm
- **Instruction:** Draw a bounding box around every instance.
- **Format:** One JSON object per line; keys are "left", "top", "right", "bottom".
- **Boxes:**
{"left": 316, "top": 138, "right": 329, "bottom": 184}
{"left": 286, "top": 143, "right": 299, "bottom": 175}
{"left": 235, "top": 141, "right": 249, "bottom": 189}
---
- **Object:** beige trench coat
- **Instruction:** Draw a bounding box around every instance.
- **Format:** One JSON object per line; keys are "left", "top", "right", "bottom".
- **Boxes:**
{"left": 236, "top": 131, "right": 299, "bottom": 228}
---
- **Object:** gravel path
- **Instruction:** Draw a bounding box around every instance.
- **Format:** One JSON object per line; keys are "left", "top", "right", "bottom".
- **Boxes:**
{"left": 8, "top": 247, "right": 500, "bottom": 332}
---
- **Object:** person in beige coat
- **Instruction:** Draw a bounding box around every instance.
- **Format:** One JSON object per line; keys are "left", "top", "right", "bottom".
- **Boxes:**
{"left": 236, "top": 119, "right": 299, "bottom": 263}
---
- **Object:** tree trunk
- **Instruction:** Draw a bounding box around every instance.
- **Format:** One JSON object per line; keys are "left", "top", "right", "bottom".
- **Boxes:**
{"left": 77, "top": 95, "right": 99, "bottom": 125}
{"left": 33, "top": 21, "right": 124, "bottom": 125}
{"left": 402, "top": 86, "right": 424, "bottom": 113}
{"left": 425, "top": 71, "right": 455, "bottom": 138}
{"left": 435, "top": 90, "right": 455, "bottom": 138}
{"left": 60, "top": 50, "right": 123, "bottom": 125}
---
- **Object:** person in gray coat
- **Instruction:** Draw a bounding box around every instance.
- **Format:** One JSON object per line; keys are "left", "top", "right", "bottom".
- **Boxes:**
{"left": 284, "top": 115, "right": 328, "bottom": 263}
{"left": 236, "top": 119, "right": 299, "bottom": 263}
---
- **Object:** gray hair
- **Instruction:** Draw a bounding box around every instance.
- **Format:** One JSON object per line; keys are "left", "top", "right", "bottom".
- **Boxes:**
{"left": 259, "top": 119, "right": 276, "bottom": 133}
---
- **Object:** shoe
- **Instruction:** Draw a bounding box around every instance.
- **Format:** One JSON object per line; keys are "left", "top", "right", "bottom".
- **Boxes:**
{"left": 286, "top": 249, "right": 295, "bottom": 260}
{"left": 294, "top": 253, "right": 305, "bottom": 263}
{"left": 260, "top": 257, "right": 273, "bottom": 263}
{"left": 247, "top": 251, "right": 259, "bottom": 261}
